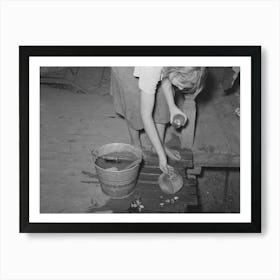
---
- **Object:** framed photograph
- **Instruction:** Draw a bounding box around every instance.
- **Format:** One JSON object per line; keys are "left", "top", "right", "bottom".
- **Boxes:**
{"left": 20, "top": 46, "right": 261, "bottom": 233}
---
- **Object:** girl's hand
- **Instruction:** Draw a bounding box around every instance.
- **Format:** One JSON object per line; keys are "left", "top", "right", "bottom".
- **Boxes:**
{"left": 159, "top": 156, "right": 174, "bottom": 174}
{"left": 159, "top": 156, "right": 168, "bottom": 174}
{"left": 170, "top": 106, "right": 187, "bottom": 125}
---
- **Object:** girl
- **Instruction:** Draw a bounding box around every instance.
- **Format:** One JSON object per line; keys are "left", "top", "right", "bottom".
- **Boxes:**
{"left": 111, "top": 66, "right": 207, "bottom": 174}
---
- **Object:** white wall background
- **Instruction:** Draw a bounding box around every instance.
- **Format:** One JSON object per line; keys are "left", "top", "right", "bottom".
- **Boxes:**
{"left": 0, "top": 0, "right": 279, "bottom": 279}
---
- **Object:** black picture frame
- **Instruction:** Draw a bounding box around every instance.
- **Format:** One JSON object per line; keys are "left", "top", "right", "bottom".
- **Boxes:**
{"left": 20, "top": 46, "right": 261, "bottom": 233}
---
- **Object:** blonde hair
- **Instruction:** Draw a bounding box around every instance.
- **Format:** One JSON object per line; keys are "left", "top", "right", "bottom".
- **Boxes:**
{"left": 162, "top": 67, "right": 207, "bottom": 94}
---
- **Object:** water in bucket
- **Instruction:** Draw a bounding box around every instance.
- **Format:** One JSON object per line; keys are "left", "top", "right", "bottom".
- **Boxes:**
{"left": 95, "top": 151, "right": 138, "bottom": 171}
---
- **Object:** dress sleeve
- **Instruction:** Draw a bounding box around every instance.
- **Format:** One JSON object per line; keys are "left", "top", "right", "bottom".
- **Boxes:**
{"left": 134, "top": 67, "right": 162, "bottom": 94}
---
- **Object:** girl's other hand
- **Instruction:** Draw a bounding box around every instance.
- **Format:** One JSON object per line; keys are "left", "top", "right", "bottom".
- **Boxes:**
{"left": 170, "top": 106, "right": 187, "bottom": 125}
{"left": 159, "top": 156, "right": 174, "bottom": 174}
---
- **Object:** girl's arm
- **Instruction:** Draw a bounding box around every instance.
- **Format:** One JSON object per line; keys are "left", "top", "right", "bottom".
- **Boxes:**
{"left": 161, "top": 78, "right": 187, "bottom": 124}
{"left": 140, "top": 91, "right": 169, "bottom": 174}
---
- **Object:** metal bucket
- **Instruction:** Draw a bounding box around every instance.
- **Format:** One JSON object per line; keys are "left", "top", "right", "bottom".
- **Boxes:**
{"left": 92, "top": 143, "right": 142, "bottom": 199}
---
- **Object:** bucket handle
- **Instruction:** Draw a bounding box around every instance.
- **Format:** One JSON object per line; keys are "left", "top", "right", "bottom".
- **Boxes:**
{"left": 91, "top": 147, "right": 142, "bottom": 164}
{"left": 91, "top": 149, "right": 98, "bottom": 162}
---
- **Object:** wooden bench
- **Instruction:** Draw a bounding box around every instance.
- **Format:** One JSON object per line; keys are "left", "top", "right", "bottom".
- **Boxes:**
{"left": 177, "top": 90, "right": 240, "bottom": 169}
{"left": 176, "top": 91, "right": 240, "bottom": 212}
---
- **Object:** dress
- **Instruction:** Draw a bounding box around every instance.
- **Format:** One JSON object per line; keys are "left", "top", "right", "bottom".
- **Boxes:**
{"left": 110, "top": 67, "right": 170, "bottom": 130}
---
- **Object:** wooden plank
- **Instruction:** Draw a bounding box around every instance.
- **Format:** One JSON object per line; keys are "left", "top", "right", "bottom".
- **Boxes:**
{"left": 139, "top": 173, "right": 159, "bottom": 181}
{"left": 181, "top": 98, "right": 197, "bottom": 149}
{"left": 82, "top": 173, "right": 197, "bottom": 191}
{"left": 136, "top": 183, "right": 197, "bottom": 195}
{"left": 141, "top": 166, "right": 162, "bottom": 175}
{"left": 193, "top": 152, "right": 240, "bottom": 168}
{"left": 192, "top": 93, "right": 240, "bottom": 167}
{"left": 224, "top": 170, "right": 240, "bottom": 213}
{"left": 143, "top": 149, "right": 193, "bottom": 168}
{"left": 194, "top": 101, "right": 231, "bottom": 153}
{"left": 129, "top": 198, "right": 186, "bottom": 213}
{"left": 138, "top": 178, "right": 197, "bottom": 188}
{"left": 212, "top": 97, "right": 240, "bottom": 155}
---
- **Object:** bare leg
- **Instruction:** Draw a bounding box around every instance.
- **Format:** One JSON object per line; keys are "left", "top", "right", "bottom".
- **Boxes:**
{"left": 155, "top": 123, "right": 181, "bottom": 161}
{"left": 126, "top": 121, "right": 141, "bottom": 149}
{"left": 126, "top": 121, "right": 150, "bottom": 160}
{"left": 155, "top": 123, "right": 165, "bottom": 143}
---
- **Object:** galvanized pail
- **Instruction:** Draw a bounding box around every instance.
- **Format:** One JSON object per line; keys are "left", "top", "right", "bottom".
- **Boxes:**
{"left": 92, "top": 143, "right": 142, "bottom": 199}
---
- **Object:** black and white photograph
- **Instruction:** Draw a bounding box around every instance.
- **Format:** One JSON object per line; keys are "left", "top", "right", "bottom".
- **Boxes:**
{"left": 20, "top": 46, "right": 260, "bottom": 232}
{"left": 40, "top": 66, "right": 240, "bottom": 214}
